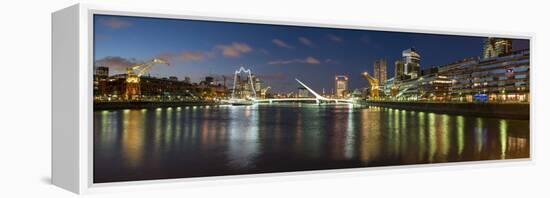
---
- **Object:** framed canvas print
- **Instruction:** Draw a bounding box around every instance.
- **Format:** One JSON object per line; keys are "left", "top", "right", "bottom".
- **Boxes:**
{"left": 52, "top": 3, "right": 533, "bottom": 194}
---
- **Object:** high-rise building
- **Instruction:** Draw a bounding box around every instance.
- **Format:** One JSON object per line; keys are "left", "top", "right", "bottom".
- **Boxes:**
{"left": 473, "top": 49, "right": 529, "bottom": 102}
{"left": 395, "top": 48, "right": 421, "bottom": 81}
{"left": 95, "top": 66, "right": 109, "bottom": 79}
{"left": 253, "top": 77, "right": 261, "bottom": 92}
{"left": 394, "top": 60, "right": 405, "bottom": 80}
{"left": 374, "top": 59, "right": 387, "bottom": 86}
{"left": 402, "top": 48, "right": 421, "bottom": 79}
{"left": 483, "top": 38, "right": 512, "bottom": 59}
{"left": 93, "top": 66, "right": 109, "bottom": 98}
{"left": 334, "top": 75, "right": 349, "bottom": 98}
{"left": 253, "top": 76, "right": 262, "bottom": 96}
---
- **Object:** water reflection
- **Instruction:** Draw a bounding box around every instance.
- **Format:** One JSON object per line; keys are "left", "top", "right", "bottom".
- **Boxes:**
{"left": 94, "top": 104, "right": 530, "bottom": 183}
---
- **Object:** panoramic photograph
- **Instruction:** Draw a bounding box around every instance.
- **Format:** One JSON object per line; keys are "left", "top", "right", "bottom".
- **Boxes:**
{"left": 92, "top": 14, "right": 530, "bottom": 183}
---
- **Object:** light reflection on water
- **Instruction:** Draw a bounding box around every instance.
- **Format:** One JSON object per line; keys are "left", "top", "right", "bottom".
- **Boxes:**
{"left": 94, "top": 104, "right": 530, "bottom": 183}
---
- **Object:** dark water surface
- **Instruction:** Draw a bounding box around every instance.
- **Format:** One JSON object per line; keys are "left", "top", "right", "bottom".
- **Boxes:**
{"left": 93, "top": 104, "right": 529, "bottom": 183}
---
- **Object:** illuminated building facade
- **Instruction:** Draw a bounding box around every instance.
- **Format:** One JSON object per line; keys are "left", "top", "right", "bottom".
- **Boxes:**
{"left": 334, "top": 75, "right": 349, "bottom": 98}
{"left": 373, "top": 59, "right": 387, "bottom": 86}
{"left": 394, "top": 48, "right": 421, "bottom": 81}
{"left": 402, "top": 48, "right": 421, "bottom": 79}
{"left": 95, "top": 66, "right": 109, "bottom": 78}
{"left": 483, "top": 38, "right": 513, "bottom": 59}
{"left": 93, "top": 72, "right": 228, "bottom": 101}
{"left": 472, "top": 49, "right": 529, "bottom": 102}
{"left": 394, "top": 60, "right": 405, "bottom": 81}
{"left": 437, "top": 57, "right": 480, "bottom": 102}
{"left": 93, "top": 66, "right": 109, "bottom": 97}
{"left": 253, "top": 76, "right": 262, "bottom": 97}
{"left": 386, "top": 48, "right": 529, "bottom": 103}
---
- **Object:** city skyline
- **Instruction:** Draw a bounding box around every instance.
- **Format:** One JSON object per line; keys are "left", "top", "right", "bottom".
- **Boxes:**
{"left": 94, "top": 14, "right": 529, "bottom": 93}
{"left": 90, "top": 14, "right": 530, "bottom": 183}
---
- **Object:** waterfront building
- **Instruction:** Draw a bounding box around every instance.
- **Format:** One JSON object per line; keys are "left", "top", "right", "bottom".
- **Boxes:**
{"left": 392, "top": 78, "right": 419, "bottom": 100}
{"left": 95, "top": 66, "right": 109, "bottom": 79}
{"left": 387, "top": 73, "right": 452, "bottom": 101}
{"left": 417, "top": 74, "right": 452, "bottom": 101}
{"left": 92, "top": 72, "right": 229, "bottom": 101}
{"left": 483, "top": 38, "right": 513, "bottom": 59}
{"left": 384, "top": 36, "right": 529, "bottom": 103}
{"left": 334, "top": 75, "right": 349, "bottom": 98}
{"left": 373, "top": 59, "right": 387, "bottom": 86}
{"left": 472, "top": 49, "right": 529, "bottom": 102}
{"left": 394, "top": 60, "right": 405, "bottom": 81}
{"left": 139, "top": 76, "right": 195, "bottom": 100}
{"left": 383, "top": 77, "right": 396, "bottom": 97}
{"left": 437, "top": 57, "right": 479, "bottom": 102}
{"left": 394, "top": 48, "right": 421, "bottom": 81}
{"left": 388, "top": 48, "right": 530, "bottom": 103}
{"left": 253, "top": 76, "right": 262, "bottom": 97}
{"left": 402, "top": 48, "right": 421, "bottom": 79}
{"left": 93, "top": 66, "right": 109, "bottom": 98}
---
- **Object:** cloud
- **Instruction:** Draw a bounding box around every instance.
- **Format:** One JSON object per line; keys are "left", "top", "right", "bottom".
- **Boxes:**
{"left": 272, "top": 39, "right": 294, "bottom": 49}
{"left": 216, "top": 42, "right": 252, "bottom": 57}
{"left": 180, "top": 51, "right": 205, "bottom": 61}
{"left": 298, "top": 37, "right": 314, "bottom": 47}
{"left": 268, "top": 56, "right": 321, "bottom": 65}
{"left": 304, "top": 56, "right": 321, "bottom": 64}
{"left": 99, "top": 18, "right": 131, "bottom": 29}
{"left": 95, "top": 56, "right": 141, "bottom": 71}
{"left": 157, "top": 51, "right": 206, "bottom": 63}
{"left": 328, "top": 34, "right": 343, "bottom": 43}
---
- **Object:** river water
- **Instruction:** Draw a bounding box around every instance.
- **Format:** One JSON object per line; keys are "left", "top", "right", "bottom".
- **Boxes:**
{"left": 93, "top": 104, "right": 529, "bottom": 183}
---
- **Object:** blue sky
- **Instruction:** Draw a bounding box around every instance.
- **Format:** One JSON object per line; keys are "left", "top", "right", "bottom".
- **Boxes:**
{"left": 94, "top": 14, "right": 529, "bottom": 93}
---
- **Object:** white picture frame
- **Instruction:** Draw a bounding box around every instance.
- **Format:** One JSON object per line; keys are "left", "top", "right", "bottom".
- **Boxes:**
{"left": 52, "top": 3, "right": 534, "bottom": 194}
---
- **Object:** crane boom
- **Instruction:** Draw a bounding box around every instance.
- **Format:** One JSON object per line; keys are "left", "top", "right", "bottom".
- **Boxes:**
{"left": 124, "top": 58, "right": 170, "bottom": 100}
{"left": 130, "top": 58, "right": 169, "bottom": 77}
{"left": 361, "top": 71, "right": 380, "bottom": 98}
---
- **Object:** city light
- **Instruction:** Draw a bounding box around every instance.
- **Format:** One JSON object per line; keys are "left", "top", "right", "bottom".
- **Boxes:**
{"left": 91, "top": 14, "right": 530, "bottom": 183}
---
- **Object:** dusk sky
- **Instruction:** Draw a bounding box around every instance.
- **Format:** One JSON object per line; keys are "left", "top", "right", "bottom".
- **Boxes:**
{"left": 94, "top": 14, "right": 529, "bottom": 93}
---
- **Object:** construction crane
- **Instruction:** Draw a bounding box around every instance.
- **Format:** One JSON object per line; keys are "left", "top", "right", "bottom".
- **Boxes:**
{"left": 125, "top": 58, "right": 170, "bottom": 100}
{"left": 127, "top": 58, "right": 169, "bottom": 79}
{"left": 361, "top": 71, "right": 380, "bottom": 98}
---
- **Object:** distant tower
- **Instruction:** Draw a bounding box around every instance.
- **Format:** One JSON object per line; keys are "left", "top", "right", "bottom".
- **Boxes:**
{"left": 95, "top": 66, "right": 109, "bottom": 79}
{"left": 94, "top": 66, "right": 109, "bottom": 97}
{"left": 402, "top": 48, "right": 421, "bottom": 79}
{"left": 373, "top": 59, "right": 387, "bottom": 86}
{"left": 334, "top": 75, "right": 349, "bottom": 98}
{"left": 394, "top": 60, "right": 405, "bottom": 81}
{"left": 483, "top": 37, "right": 513, "bottom": 59}
{"left": 253, "top": 76, "right": 262, "bottom": 96}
